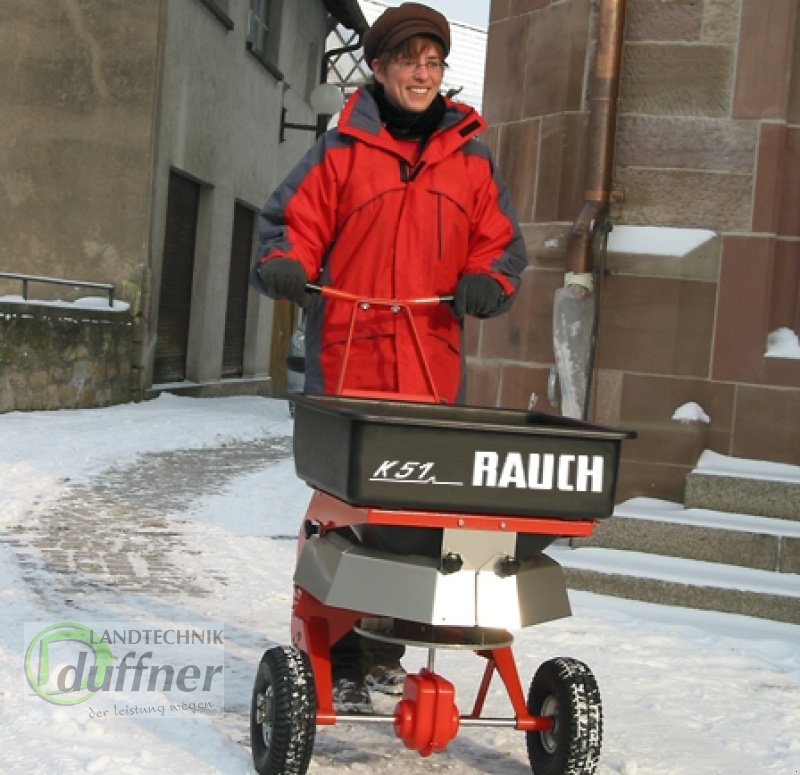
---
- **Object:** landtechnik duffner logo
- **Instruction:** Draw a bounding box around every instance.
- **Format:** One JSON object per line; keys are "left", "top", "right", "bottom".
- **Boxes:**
{"left": 24, "top": 621, "right": 224, "bottom": 718}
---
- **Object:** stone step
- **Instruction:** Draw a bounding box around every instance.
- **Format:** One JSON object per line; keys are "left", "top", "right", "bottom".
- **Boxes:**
{"left": 548, "top": 545, "right": 800, "bottom": 625}
{"left": 572, "top": 502, "right": 800, "bottom": 574}
{"left": 683, "top": 452, "right": 800, "bottom": 521}
{"left": 684, "top": 472, "right": 800, "bottom": 521}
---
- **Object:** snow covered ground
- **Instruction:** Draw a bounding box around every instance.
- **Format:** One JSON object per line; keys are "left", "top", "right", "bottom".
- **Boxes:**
{"left": 1, "top": 394, "right": 799, "bottom": 774}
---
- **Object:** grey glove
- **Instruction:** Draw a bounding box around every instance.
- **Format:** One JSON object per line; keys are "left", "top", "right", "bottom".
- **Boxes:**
{"left": 453, "top": 274, "right": 505, "bottom": 318}
{"left": 258, "top": 259, "right": 308, "bottom": 306}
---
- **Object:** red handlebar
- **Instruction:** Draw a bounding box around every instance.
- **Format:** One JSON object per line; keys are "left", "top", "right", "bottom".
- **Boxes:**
{"left": 304, "top": 284, "right": 449, "bottom": 403}
{"left": 306, "top": 283, "right": 454, "bottom": 307}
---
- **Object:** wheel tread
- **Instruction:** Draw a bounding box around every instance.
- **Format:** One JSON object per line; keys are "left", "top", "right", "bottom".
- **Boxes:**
{"left": 526, "top": 656, "right": 602, "bottom": 775}
{"left": 251, "top": 645, "right": 316, "bottom": 775}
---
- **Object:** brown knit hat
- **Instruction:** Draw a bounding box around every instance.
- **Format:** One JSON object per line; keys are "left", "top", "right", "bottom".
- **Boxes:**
{"left": 363, "top": 3, "right": 451, "bottom": 66}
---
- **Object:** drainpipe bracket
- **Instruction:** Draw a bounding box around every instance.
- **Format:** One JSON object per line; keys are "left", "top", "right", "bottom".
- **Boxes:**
{"left": 564, "top": 272, "right": 594, "bottom": 293}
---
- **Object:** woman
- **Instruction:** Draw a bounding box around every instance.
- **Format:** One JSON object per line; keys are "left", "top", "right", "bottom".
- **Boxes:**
{"left": 251, "top": 2, "right": 527, "bottom": 711}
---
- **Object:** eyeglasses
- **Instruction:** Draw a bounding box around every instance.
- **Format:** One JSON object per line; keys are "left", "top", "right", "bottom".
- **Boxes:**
{"left": 392, "top": 58, "right": 445, "bottom": 73}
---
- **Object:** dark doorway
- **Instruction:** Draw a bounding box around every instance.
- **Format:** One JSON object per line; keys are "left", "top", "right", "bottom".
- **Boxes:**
{"left": 222, "top": 202, "right": 255, "bottom": 378}
{"left": 154, "top": 171, "right": 200, "bottom": 384}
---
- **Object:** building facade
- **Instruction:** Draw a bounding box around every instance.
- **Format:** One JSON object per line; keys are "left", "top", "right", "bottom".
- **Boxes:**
{"left": 0, "top": 0, "right": 362, "bottom": 403}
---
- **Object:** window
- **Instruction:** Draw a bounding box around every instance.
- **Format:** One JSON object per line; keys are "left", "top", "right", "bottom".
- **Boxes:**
{"left": 247, "top": 0, "right": 283, "bottom": 79}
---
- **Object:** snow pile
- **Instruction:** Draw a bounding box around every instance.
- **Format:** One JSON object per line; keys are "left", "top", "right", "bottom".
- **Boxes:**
{"left": 671, "top": 401, "right": 710, "bottom": 424}
{"left": 766, "top": 327, "right": 800, "bottom": 359}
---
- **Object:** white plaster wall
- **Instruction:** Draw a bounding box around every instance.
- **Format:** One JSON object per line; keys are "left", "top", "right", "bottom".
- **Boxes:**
{"left": 147, "top": 0, "right": 328, "bottom": 387}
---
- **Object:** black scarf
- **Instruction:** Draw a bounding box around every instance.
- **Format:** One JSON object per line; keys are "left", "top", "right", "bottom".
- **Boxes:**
{"left": 369, "top": 85, "right": 446, "bottom": 145}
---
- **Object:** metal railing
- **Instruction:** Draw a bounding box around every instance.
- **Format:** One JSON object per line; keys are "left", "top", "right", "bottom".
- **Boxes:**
{"left": 0, "top": 272, "right": 115, "bottom": 307}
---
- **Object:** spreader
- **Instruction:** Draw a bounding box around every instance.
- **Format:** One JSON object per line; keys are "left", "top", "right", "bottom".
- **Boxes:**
{"left": 250, "top": 287, "right": 634, "bottom": 774}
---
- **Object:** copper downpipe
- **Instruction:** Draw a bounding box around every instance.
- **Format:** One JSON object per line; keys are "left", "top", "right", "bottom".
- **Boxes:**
{"left": 565, "top": 0, "right": 628, "bottom": 277}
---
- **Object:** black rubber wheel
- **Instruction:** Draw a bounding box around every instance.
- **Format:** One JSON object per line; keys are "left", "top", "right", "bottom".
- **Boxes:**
{"left": 525, "top": 657, "right": 602, "bottom": 775}
{"left": 250, "top": 645, "right": 316, "bottom": 775}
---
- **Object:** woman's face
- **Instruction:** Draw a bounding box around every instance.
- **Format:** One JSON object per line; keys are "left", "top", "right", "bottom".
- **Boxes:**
{"left": 373, "top": 42, "right": 444, "bottom": 113}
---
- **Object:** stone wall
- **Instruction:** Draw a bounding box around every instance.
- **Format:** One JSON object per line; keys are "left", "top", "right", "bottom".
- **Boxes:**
{"left": 0, "top": 302, "right": 133, "bottom": 412}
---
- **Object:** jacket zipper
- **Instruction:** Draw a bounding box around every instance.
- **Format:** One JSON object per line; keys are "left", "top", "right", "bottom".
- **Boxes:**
{"left": 399, "top": 159, "right": 427, "bottom": 183}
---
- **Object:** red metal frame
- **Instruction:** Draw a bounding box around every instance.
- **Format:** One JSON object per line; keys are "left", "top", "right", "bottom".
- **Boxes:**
{"left": 292, "top": 489, "right": 590, "bottom": 738}
{"left": 470, "top": 648, "right": 553, "bottom": 732}
{"left": 291, "top": 588, "right": 365, "bottom": 724}
{"left": 303, "top": 490, "right": 597, "bottom": 539}
{"left": 318, "top": 286, "right": 446, "bottom": 403}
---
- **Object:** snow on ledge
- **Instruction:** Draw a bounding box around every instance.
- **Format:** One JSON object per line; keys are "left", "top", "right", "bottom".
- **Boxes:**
{"left": 765, "top": 327, "right": 800, "bottom": 359}
{"left": 693, "top": 449, "right": 800, "bottom": 484}
{"left": 0, "top": 294, "right": 129, "bottom": 312}
{"left": 672, "top": 401, "right": 710, "bottom": 424}
{"left": 606, "top": 226, "right": 716, "bottom": 257}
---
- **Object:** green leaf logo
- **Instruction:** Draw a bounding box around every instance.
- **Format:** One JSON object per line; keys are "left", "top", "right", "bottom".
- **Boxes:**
{"left": 25, "top": 622, "right": 114, "bottom": 705}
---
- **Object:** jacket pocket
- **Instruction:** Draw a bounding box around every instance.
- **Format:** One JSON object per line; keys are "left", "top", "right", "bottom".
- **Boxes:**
{"left": 431, "top": 189, "right": 470, "bottom": 267}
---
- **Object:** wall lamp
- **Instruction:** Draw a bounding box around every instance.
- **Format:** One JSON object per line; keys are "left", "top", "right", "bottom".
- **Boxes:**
{"left": 279, "top": 83, "right": 344, "bottom": 142}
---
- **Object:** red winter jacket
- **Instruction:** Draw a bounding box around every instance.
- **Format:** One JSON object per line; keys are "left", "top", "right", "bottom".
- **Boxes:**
{"left": 252, "top": 88, "right": 527, "bottom": 403}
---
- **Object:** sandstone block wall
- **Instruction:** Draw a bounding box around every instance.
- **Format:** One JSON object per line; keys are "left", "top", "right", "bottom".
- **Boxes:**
{"left": 476, "top": 0, "right": 800, "bottom": 502}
